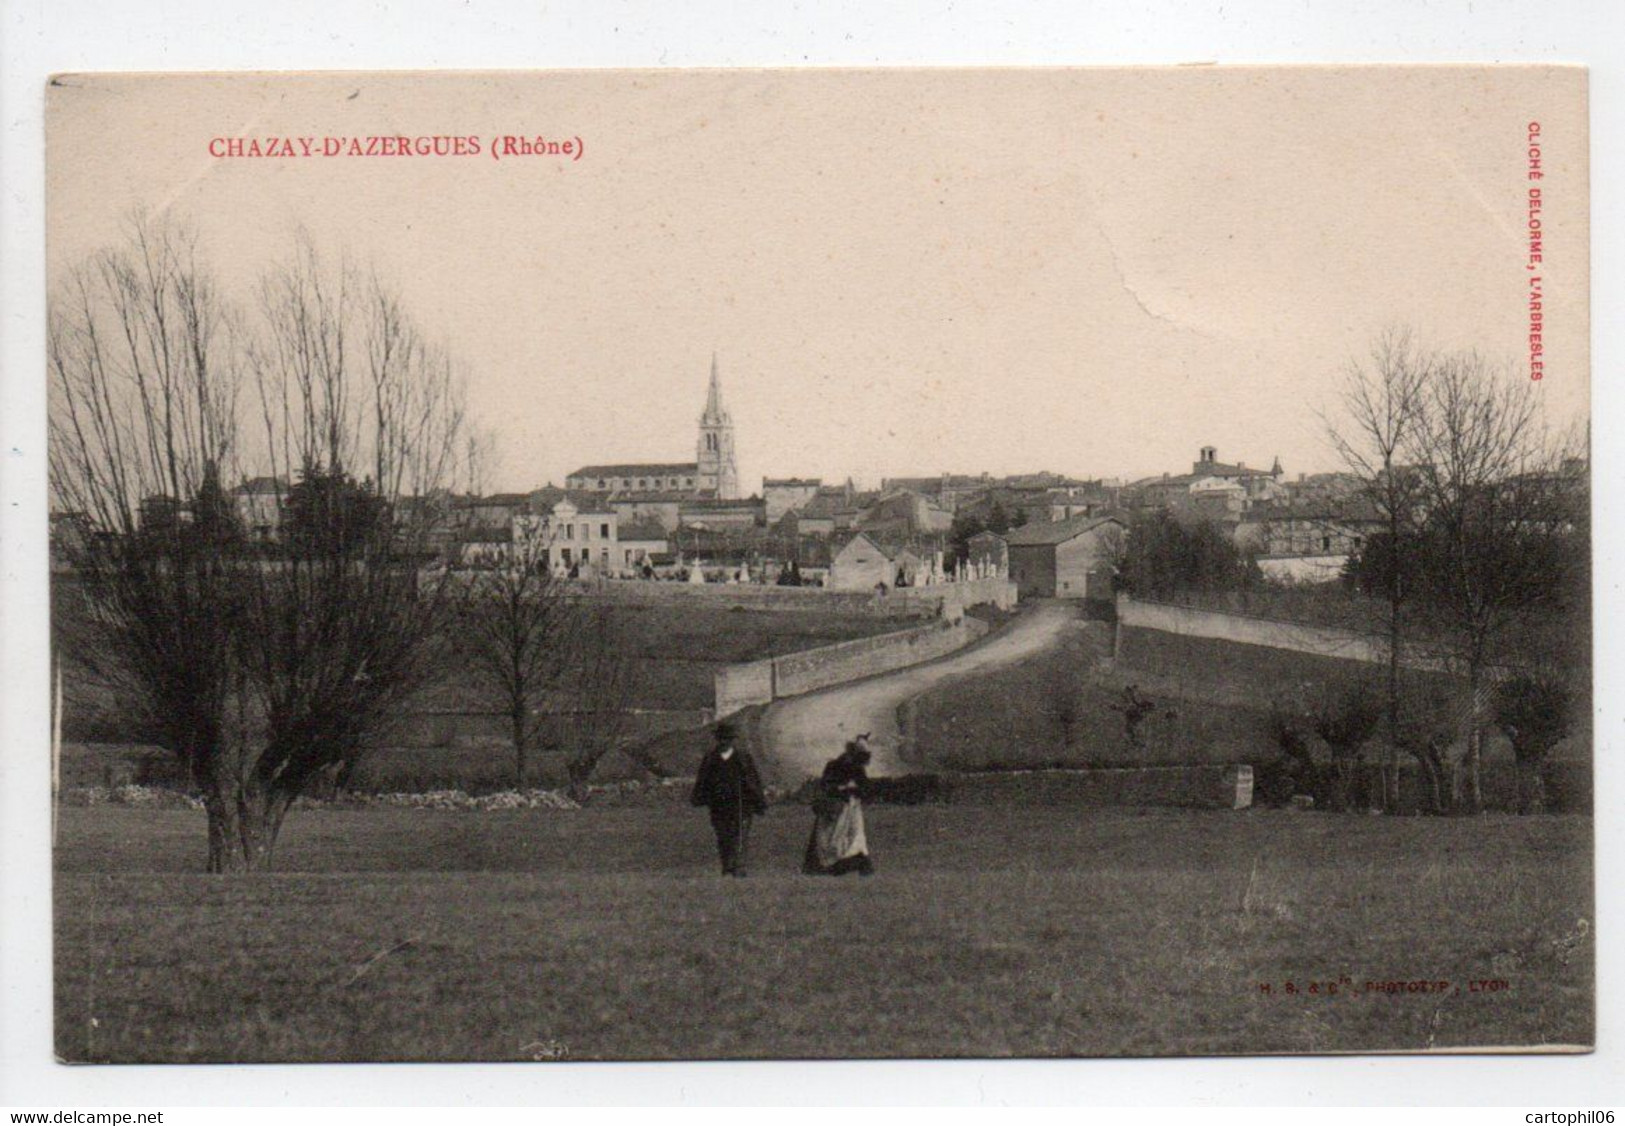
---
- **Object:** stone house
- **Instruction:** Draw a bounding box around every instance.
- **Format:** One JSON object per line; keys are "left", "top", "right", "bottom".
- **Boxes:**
{"left": 1234, "top": 500, "right": 1382, "bottom": 561}
{"left": 615, "top": 518, "right": 670, "bottom": 571}
{"left": 679, "top": 496, "right": 766, "bottom": 531}
{"left": 855, "top": 488, "right": 954, "bottom": 540}
{"left": 231, "top": 476, "right": 288, "bottom": 542}
{"left": 512, "top": 496, "right": 619, "bottom": 573}
{"left": 762, "top": 477, "right": 823, "bottom": 524}
{"left": 607, "top": 491, "right": 686, "bottom": 533}
{"left": 827, "top": 532, "right": 925, "bottom": 592}
{"left": 1004, "top": 514, "right": 1125, "bottom": 600}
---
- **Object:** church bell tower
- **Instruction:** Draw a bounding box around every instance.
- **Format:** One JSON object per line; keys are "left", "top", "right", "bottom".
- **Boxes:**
{"left": 697, "top": 353, "right": 740, "bottom": 499}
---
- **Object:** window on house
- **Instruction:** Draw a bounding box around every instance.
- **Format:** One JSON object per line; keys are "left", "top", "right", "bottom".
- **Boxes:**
{"left": 597, "top": 479, "right": 606, "bottom": 489}
{"left": 600, "top": 523, "right": 610, "bottom": 538}
{"left": 1321, "top": 535, "right": 1331, "bottom": 552}
{"left": 565, "top": 525, "right": 574, "bottom": 540}
{"left": 562, "top": 548, "right": 572, "bottom": 564}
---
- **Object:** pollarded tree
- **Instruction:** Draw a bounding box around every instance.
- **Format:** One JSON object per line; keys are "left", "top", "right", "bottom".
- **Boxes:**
{"left": 50, "top": 215, "right": 472, "bottom": 871}
{"left": 1492, "top": 675, "right": 1572, "bottom": 814}
{"left": 1310, "top": 679, "right": 1383, "bottom": 811}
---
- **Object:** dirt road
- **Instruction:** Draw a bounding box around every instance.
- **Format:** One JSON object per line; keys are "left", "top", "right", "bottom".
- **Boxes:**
{"left": 757, "top": 601, "right": 1081, "bottom": 784}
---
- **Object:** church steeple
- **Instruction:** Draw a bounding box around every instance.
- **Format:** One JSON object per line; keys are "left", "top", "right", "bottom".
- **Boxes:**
{"left": 702, "top": 352, "right": 729, "bottom": 424}
{"left": 696, "top": 353, "right": 739, "bottom": 499}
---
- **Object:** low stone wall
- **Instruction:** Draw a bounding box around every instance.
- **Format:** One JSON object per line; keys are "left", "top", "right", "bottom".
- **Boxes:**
{"left": 1116, "top": 595, "right": 1389, "bottom": 664}
{"left": 713, "top": 659, "right": 775, "bottom": 719}
{"left": 564, "top": 576, "right": 1017, "bottom": 620}
{"left": 775, "top": 617, "right": 989, "bottom": 697}
{"left": 944, "top": 764, "right": 1255, "bottom": 809}
{"left": 713, "top": 617, "right": 990, "bottom": 717}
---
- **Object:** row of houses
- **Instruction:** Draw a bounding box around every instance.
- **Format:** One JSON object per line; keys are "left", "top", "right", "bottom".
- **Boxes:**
{"left": 61, "top": 439, "right": 1395, "bottom": 587}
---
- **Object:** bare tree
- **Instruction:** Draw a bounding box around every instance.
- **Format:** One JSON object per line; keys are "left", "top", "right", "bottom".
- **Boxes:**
{"left": 50, "top": 215, "right": 471, "bottom": 871}
{"left": 456, "top": 542, "right": 574, "bottom": 789}
{"left": 1403, "top": 350, "right": 1575, "bottom": 813}
{"left": 1325, "top": 327, "right": 1430, "bottom": 811}
{"left": 555, "top": 605, "right": 640, "bottom": 798}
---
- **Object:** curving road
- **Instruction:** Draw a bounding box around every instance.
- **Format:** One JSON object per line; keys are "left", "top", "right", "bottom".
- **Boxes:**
{"left": 757, "top": 600, "right": 1082, "bottom": 784}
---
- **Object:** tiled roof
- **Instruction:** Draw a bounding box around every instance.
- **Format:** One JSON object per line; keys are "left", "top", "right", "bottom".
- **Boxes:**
{"left": 1004, "top": 512, "right": 1124, "bottom": 547}
{"left": 618, "top": 519, "right": 670, "bottom": 541}
{"left": 232, "top": 476, "right": 287, "bottom": 496}
{"left": 607, "top": 490, "right": 690, "bottom": 503}
{"left": 837, "top": 531, "right": 929, "bottom": 560}
{"left": 526, "top": 486, "right": 616, "bottom": 514}
{"left": 1131, "top": 474, "right": 1198, "bottom": 489}
{"left": 1195, "top": 460, "right": 1275, "bottom": 479}
{"left": 459, "top": 527, "right": 512, "bottom": 545}
{"left": 1241, "top": 499, "right": 1384, "bottom": 524}
{"left": 681, "top": 497, "right": 763, "bottom": 512}
{"left": 799, "top": 494, "right": 848, "bottom": 517}
{"left": 568, "top": 462, "right": 699, "bottom": 479}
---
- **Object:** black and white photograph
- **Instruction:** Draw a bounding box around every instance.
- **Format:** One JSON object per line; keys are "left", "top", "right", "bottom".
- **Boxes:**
{"left": 4, "top": 36, "right": 1611, "bottom": 1105}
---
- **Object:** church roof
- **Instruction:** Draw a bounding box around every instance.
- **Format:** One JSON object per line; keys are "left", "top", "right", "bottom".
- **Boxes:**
{"left": 568, "top": 462, "right": 699, "bottom": 479}
{"left": 1193, "top": 459, "right": 1277, "bottom": 479}
{"left": 607, "top": 490, "right": 689, "bottom": 503}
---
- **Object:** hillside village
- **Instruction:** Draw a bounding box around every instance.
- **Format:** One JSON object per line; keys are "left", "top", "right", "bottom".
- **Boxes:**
{"left": 87, "top": 360, "right": 1389, "bottom": 600}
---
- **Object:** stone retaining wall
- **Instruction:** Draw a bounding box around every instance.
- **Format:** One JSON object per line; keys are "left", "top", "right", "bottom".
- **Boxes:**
{"left": 713, "top": 617, "right": 990, "bottom": 717}
{"left": 1116, "top": 594, "right": 1390, "bottom": 664}
{"left": 563, "top": 576, "right": 1017, "bottom": 620}
{"left": 945, "top": 764, "right": 1255, "bottom": 809}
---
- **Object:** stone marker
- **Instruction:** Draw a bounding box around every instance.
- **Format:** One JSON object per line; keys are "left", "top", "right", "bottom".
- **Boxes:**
{"left": 1224, "top": 764, "right": 1255, "bottom": 810}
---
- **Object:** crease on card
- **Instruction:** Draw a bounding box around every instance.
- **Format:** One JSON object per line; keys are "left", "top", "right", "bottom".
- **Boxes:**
{"left": 1431, "top": 132, "right": 1523, "bottom": 250}
{"left": 153, "top": 109, "right": 270, "bottom": 219}
{"left": 1093, "top": 214, "right": 1206, "bottom": 336}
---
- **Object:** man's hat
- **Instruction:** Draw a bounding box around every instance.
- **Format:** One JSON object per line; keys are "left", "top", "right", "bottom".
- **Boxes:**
{"left": 715, "top": 720, "right": 738, "bottom": 741}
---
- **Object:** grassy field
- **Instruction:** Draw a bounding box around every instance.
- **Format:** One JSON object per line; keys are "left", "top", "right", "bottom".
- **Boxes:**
{"left": 60, "top": 601, "right": 905, "bottom": 741}
{"left": 58, "top": 601, "right": 902, "bottom": 792}
{"left": 55, "top": 803, "right": 1592, "bottom": 1061}
{"left": 911, "top": 618, "right": 1592, "bottom": 813}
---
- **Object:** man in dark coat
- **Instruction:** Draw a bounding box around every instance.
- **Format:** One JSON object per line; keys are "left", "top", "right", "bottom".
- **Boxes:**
{"left": 690, "top": 720, "right": 768, "bottom": 876}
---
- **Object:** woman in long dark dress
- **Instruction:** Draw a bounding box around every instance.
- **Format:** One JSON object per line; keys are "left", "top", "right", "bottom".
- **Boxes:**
{"left": 802, "top": 735, "right": 876, "bottom": 876}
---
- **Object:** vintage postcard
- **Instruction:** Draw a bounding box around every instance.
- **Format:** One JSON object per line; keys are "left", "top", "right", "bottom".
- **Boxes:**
{"left": 46, "top": 67, "right": 1590, "bottom": 1062}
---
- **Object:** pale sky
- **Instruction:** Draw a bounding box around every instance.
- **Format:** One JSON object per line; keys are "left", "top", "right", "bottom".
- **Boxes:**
{"left": 47, "top": 67, "right": 1589, "bottom": 493}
